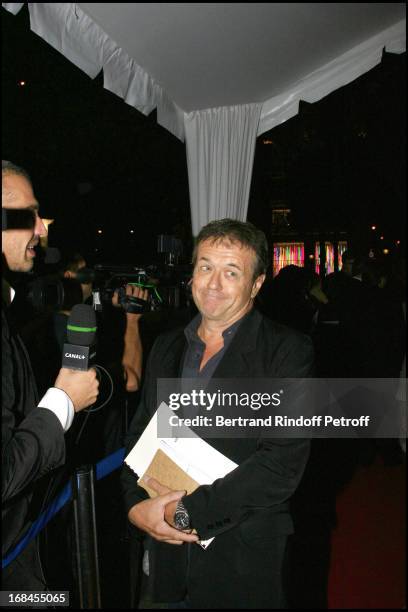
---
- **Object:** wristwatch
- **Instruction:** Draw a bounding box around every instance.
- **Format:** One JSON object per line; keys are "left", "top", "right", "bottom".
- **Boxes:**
{"left": 174, "top": 499, "right": 191, "bottom": 530}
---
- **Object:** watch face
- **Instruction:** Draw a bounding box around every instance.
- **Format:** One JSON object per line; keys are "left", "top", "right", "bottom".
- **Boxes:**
{"left": 174, "top": 507, "right": 190, "bottom": 530}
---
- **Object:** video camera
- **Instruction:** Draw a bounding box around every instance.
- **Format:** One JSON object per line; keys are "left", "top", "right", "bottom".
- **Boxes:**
{"left": 75, "top": 264, "right": 163, "bottom": 313}
{"left": 76, "top": 263, "right": 194, "bottom": 312}
{"left": 18, "top": 262, "right": 192, "bottom": 314}
{"left": 11, "top": 271, "right": 84, "bottom": 314}
{"left": 4, "top": 224, "right": 192, "bottom": 312}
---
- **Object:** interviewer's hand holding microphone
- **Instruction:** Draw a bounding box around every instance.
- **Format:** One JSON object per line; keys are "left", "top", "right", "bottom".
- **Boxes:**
{"left": 55, "top": 303, "right": 100, "bottom": 411}
{"left": 55, "top": 368, "right": 99, "bottom": 412}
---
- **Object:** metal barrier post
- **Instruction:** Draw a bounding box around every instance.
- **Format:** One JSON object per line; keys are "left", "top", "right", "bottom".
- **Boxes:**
{"left": 72, "top": 465, "right": 101, "bottom": 609}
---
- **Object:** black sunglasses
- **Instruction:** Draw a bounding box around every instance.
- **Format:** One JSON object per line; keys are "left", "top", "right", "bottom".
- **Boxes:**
{"left": 2, "top": 208, "right": 36, "bottom": 230}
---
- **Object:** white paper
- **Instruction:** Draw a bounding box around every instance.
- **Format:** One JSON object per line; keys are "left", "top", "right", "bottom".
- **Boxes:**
{"left": 125, "top": 402, "right": 238, "bottom": 548}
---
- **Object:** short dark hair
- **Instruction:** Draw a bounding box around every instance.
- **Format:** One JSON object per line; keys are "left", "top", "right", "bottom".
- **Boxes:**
{"left": 192, "top": 218, "right": 268, "bottom": 279}
{"left": 2, "top": 160, "right": 32, "bottom": 184}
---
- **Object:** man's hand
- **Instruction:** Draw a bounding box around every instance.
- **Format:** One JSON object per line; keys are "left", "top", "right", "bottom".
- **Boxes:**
{"left": 127, "top": 477, "right": 198, "bottom": 545}
{"left": 119, "top": 285, "right": 146, "bottom": 392}
{"left": 112, "top": 284, "right": 149, "bottom": 319}
{"left": 54, "top": 367, "right": 99, "bottom": 412}
{"left": 146, "top": 477, "right": 186, "bottom": 530}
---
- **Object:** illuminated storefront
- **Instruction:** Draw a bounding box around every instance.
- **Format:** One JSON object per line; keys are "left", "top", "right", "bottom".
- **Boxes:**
{"left": 271, "top": 204, "right": 348, "bottom": 277}
{"left": 314, "top": 241, "right": 348, "bottom": 275}
{"left": 272, "top": 240, "right": 348, "bottom": 277}
{"left": 273, "top": 243, "right": 304, "bottom": 277}
{"left": 338, "top": 241, "right": 348, "bottom": 270}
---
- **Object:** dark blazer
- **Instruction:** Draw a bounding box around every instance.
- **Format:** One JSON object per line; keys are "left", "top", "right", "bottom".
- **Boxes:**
{"left": 121, "top": 308, "right": 314, "bottom": 608}
{"left": 2, "top": 306, "right": 66, "bottom": 588}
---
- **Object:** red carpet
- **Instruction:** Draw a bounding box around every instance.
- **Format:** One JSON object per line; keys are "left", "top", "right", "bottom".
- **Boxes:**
{"left": 328, "top": 454, "right": 406, "bottom": 609}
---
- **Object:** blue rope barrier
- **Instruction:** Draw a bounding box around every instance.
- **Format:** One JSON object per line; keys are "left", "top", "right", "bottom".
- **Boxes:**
{"left": 95, "top": 447, "right": 125, "bottom": 481}
{"left": 2, "top": 447, "right": 125, "bottom": 569}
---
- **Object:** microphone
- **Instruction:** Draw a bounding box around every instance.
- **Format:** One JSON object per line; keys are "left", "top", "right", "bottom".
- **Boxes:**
{"left": 62, "top": 304, "right": 97, "bottom": 371}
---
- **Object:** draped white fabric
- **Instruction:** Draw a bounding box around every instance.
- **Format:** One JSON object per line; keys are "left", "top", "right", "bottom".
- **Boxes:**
{"left": 258, "top": 19, "right": 405, "bottom": 135}
{"left": 2, "top": 3, "right": 405, "bottom": 234}
{"left": 9, "top": 3, "right": 184, "bottom": 140}
{"left": 28, "top": 3, "right": 110, "bottom": 79}
{"left": 184, "top": 104, "right": 262, "bottom": 236}
{"left": 2, "top": 2, "right": 23, "bottom": 15}
{"left": 8, "top": 4, "right": 404, "bottom": 144}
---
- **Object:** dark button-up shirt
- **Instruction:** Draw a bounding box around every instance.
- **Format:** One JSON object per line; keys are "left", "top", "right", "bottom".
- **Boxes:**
{"left": 182, "top": 312, "right": 249, "bottom": 379}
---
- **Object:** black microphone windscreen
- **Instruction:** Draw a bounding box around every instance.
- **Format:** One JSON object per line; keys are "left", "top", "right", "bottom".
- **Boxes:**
{"left": 67, "top": 303, "right": 97, "bottom": 346}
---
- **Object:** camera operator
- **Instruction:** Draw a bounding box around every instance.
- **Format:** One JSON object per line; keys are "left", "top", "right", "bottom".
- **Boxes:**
{"left": 75, "top": 257, "right": 146, "bottom": 394}
{"left": 34, "top": 256, "right": 147, "bottom": 605}
{"left": 62, "top": 251, "right": 93, "bottom": 300}
{"left": 2, "top": 160, "right": 99, "bottom": 590}
{"left": 59, "top": 253, "right": 145, "bottom": 391}
{"left": 16, "top": 256, "right": 147, "bottom": 482}
{"left": 55, "top": 254, "right": 147, "bottom": 454}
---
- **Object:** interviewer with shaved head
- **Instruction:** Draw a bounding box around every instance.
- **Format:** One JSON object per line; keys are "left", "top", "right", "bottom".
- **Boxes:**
{"left": 2, "top": 161, "right": 99, "bottom": 589}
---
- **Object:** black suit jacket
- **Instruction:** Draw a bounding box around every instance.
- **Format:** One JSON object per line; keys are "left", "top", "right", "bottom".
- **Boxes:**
{"left": 2, "top": 306, "right": 66, "bottom": 587}
{"left": 121, "top": 308, "right": 314, "bottom": 608}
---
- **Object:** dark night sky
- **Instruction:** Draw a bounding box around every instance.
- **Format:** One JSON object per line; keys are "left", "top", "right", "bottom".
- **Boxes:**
{"left": 2, "top": 5, "right": 406, "bottom": 266}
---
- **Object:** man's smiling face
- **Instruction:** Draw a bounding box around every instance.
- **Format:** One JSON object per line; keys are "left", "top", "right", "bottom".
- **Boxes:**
{"left": 191, "top": 237, "right": 265, "bottom": 327}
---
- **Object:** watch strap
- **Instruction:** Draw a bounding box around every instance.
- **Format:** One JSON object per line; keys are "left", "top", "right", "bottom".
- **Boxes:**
{"left": 174, "top": 499, "right": 191, "bottom": 530}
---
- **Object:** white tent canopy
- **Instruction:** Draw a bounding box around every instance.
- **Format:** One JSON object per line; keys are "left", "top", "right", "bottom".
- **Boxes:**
{"left": 3, "top": 3, "right": 406, "bottom": 234}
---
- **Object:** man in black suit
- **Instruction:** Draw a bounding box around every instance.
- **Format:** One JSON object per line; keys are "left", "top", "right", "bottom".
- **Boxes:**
{"left": 121, "top": 219, "right": 314, "bottom": 609}
{"left": 2, "top": 160, "right": 99, "bottom": 589}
